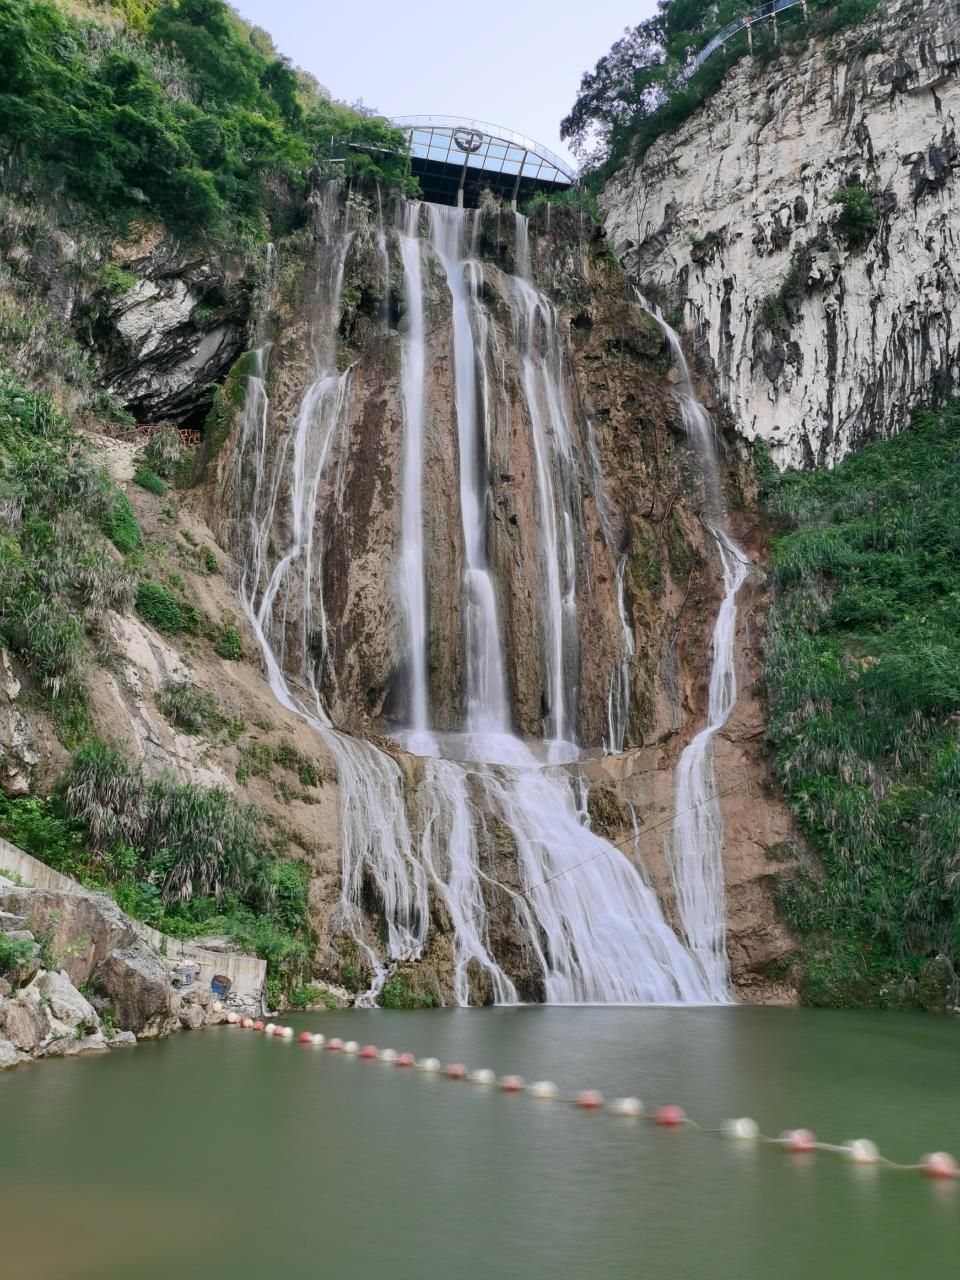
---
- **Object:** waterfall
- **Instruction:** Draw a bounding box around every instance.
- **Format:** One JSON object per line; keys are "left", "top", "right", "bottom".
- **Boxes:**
{"left": 511, "top": 213, "right": 580, "bottom": 761}
{"left": 233, "top": 188, "right": 429, "bottom": 1004}
{"left": 397, "top": 201, "right": 433, "bottom": 754}
{"left": 396, "top": 203, "right": 709, "bottom": 1003}
{"left": 426, "top": 205, "right": 512, "bottom": 741}
{"left": 231, "top": 187, "right": 719, "bottom": 1007}
{"left": 638, "top": 295, "right": 750, "bottom": 1000}
{"left": 605, "top": 556, "right": 634, "bottom": 754}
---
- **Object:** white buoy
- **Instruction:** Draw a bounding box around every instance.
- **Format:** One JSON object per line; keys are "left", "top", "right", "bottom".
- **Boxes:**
{"left": 723, "top": 1118, "right": 760, "bottom": 1141}
{"left": 530, "top": 1081, "right": 559, "bottom": 1100}
{"left": 311, "top": 1033, "right": 326, "bottom": 1047}
{"left": 281, "top": 1026, "right": 294, "bottom": 1039}
{"left": 844, "top": 1139, "right": 880, "bottom": 1165}
{"left": 379, "top": 1048, "right": 398, "bottom": 1063}
{"left": 609, "top": 1097, "right": 643, "bottom": 1117}
{"left": 225, "top": 1011, "right": 238, "bottom": 1024}
{"left": 343, "top": 1040, "right": 360, "bottom": 1054}
{"left": 418, "top": 1057, "right": 441, "bottom": 1072}
{"left": 264, "top": 1022, "right": 275, "bottom": 1034}
{"left": 469, "top": 1068, "right": 496, "bottom": 1085}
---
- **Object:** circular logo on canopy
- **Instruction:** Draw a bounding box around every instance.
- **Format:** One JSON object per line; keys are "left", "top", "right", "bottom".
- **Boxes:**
{"left": 453, "top": 128, "right": 484, "bottom": 154}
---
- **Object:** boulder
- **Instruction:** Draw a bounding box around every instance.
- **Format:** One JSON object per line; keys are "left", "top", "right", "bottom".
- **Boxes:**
{"left": 0, "top": 1035, "right": 20, "bottom": 1069}
{"left": 0, "top": 885, "right": 139, "bottom": 987}
{"left": 93, "top": 942, "right": 179, "bottom": 1037}
{"left": 31, "top": 969, "right": 100, "bottom": 1033}
{"left": 1, "top": 993, "right": 46, "bottom": 1052}
{"left": 106, "top": 1029, "right": 137, "bottom": 1049}
{"left": 178, "top": 1002, "right": 204, "bottom": 1031}
{"left": 36, "top": 1033, "right": 109, "bottom": 1060}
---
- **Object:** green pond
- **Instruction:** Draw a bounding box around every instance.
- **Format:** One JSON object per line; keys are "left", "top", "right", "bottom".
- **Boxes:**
{"left": 2, "top": 1007, "right": 958, "bottom": 1279}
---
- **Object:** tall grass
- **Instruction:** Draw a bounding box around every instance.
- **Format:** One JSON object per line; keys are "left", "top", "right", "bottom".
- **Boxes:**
{"left": 763, "top": 403, "right": 960, "bottom": 1008}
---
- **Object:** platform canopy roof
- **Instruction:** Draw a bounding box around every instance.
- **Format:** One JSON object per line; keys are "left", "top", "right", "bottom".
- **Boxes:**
{"left": 392, "top": 115, "right": 576, "bottom": 207}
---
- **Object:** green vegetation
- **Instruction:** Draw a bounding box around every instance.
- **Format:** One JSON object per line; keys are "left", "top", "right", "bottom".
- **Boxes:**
{"left": 0, "top": 931, "right": 35, "bottom": 979}
{"left": 289, "top": 983, "right": 337, "bottom": 1010}
{"left": 377, "top": 972, "right": 439, "bottom": 1010}
{"left": 133, "top": 464, "right": 167, "bottom": 495}
{"left": 214, "top": 618, "right": 243, "bottom": 660}
{"left": 136, "top": 580, "right": 185, "bottom": 633}
{"left": 235, "top": 739, "right": 323, "bottom": 791}
{"left": 760, "top": 245, "right": 814, "bottom": 331}
{"left": 563, "top": 0, "right": 885, "bottom": 175}
{"left": 762, "top": 402, "right": 960, "bottom": 1008}
{"left": 0, "top": 367, "right": 138, "bottom": 737}
{"left": 0, "top": 740, "right": 313, "bottom": 997}
{"left": 0, "top": 0, "right": 416, "bottom": 243}
{"left": 157, "top": 679, "right": 219, "bottom": 734}
{"left": 830, "top": 183, "right": 880, "bottom": 248}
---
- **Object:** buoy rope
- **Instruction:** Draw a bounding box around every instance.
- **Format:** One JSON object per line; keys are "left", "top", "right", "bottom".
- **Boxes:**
{"left": 232, "top": 1018, "right": 959, "bottom": 1182}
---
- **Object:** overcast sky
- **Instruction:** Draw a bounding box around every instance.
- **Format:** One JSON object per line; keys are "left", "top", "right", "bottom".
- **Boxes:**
{"left": 231, "top": 0, "right": 660, "bottom": 163}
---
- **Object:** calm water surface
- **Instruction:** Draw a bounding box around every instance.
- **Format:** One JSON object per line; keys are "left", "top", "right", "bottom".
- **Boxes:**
{"left": 1, "top": 1006, "right": 958, "bottom": 1279}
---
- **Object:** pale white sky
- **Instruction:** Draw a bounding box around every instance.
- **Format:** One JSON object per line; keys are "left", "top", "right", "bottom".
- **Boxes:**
{"left": 231, "top": 0, "right": 660, "bottom": 162}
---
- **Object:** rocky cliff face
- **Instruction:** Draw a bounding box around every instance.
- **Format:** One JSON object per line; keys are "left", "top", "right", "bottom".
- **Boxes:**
{"left": 603, "top": 0, "right": 960, "bottom": 468}
{"left": 202, "top": 191, "right": 797, "bottom": 1002}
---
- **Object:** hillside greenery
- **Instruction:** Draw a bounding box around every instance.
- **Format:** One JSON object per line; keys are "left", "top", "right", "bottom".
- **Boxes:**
{"left": 0, "top": 740, "right": 313, "bottom": 1004}
{"left": 563, "top": 0, "right": 885, "bottom": 176}
{"left": 761, "top": 403, "right": 960, "bottom": 1009}
{"left": 0, "top": 0, "right": 416, "bottom": 241}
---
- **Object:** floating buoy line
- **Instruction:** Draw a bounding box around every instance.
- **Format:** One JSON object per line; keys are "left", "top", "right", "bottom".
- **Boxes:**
{"left": 223, "top": 1014, "right": 959, "bottom": 1182}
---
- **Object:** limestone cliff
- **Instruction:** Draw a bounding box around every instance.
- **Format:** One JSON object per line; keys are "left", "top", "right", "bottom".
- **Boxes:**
{"left": 602, "top": 0, "right": 960, "bottom": 468}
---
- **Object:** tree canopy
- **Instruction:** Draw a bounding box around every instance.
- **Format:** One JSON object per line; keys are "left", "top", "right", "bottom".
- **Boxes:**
{"left": 0, "top": 0, "right": 415, "bottom": 241}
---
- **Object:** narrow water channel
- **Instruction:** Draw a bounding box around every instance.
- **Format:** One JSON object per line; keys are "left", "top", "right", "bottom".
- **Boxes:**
{"left": 2, "top": 1007, "right": 958, "bottom": 1279}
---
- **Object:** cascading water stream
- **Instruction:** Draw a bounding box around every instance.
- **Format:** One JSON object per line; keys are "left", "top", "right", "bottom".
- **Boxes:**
{"left": 396, "top": 201, "right": 433, "bottom": 755}
{"left": 510, "top": 213, "right": 580, "bottom": 761}
{"left": 395, "top": 204, "right": 709, "bottom": 1004}
{"left": 232, "top": 187, "right": 720, "bottom": 1008}
{"left": 233, "top": 188, "right": 429, "bottom": 1005}
{"left": 605, "top": 555, "right": 635, "bottom": 755}
{"left": 637, "top": 295, "right": 751, "bottom": 1001}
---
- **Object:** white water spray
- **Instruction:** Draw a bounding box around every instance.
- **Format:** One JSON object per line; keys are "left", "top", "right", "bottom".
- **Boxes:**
{"left": 638, "top": 295, "right": 750, "bottom": 1000}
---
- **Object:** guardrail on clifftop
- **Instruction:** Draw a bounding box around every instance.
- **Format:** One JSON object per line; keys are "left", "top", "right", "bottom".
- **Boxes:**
{"left": 683, "top": 0, "right": 808, "bottom": 81}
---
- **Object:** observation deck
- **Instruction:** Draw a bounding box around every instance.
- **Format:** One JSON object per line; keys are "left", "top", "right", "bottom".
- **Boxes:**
{"left": 391, "top": 116, "right": 575, "bottom": 208}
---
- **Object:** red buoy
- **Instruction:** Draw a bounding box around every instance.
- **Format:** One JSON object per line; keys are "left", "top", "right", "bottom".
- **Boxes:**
{"left": 922, "top": 1152, "right": 959, "bottom": 1180}
{"left": 499, "top": 1075, "right": 525, "bottom": 1093}
{"left": 327, "top": 1037, "right": 344, "bottom": 1051}
{"left": 395, "top": 1052, "right": 415, "bottom": 1068}
{"left": 574, "top": 1090, "right": 604, "bottom": 1110}
{"left": 360, "top": 1044, "right": 378, "bottom": 1059}
{"left": 654, "top": 1105, "right": 686, "bottom": 1128}
{"left": 444, "top": 1063, "right": 468, "bottom": 1079}
{"left": 271, "top": 1025, "right": 284, "bottom": 1036}
{"left": 297, "top": 1031, "right": 313, "bottom": 1044}
{"left": 253, "top": 1020, "right": 264, "bottom": 1032}
{"left": 781, "top": 1128, "right": 817, "bottom": 1154}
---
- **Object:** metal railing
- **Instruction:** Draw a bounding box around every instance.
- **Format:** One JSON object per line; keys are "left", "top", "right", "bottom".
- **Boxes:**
{"left": 391, "top": 115, "right": 577, "bottom": 182}
{"left": 682, "top": 0, "right": 807, "bottom": 80}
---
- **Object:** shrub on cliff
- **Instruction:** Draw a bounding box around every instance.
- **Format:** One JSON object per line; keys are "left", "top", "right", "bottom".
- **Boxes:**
{"left": 762, "top": 400, "right": 960, "bottom": 1009}
{"left": 0, "top": 0, "right": 415, "bottom": 241}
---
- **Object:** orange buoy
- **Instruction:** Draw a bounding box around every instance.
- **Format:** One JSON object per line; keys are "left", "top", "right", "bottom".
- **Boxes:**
{"left": 297, "top": 1031, "right": 312, "bottom": 1044}
{"left": 395, "top": 1052, "right": 415, "bottom": 1068}
{"left": 444, "top": 1063, "right": 468, "bottom": 1079}
{"left": 327, "top": 1037, "right": 344, "bottom": 1051}
{"left": 922, "top": 1152, "right": 959, "bottom": 1180}
{"left": 499, "top": 1075, "right": 525, "bottom": 1093}
{"left": 781, "top": 1128, "right": 816, "bottom": 1153}
{"left": 654, "top": 1105, "right": 686, "bottom": 1128}
{"left": 360, "top": 1044, "right": 378, "bottom": 1059}
{"left": 574, "top": 1090, "right": 604, "bottom": 1110}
